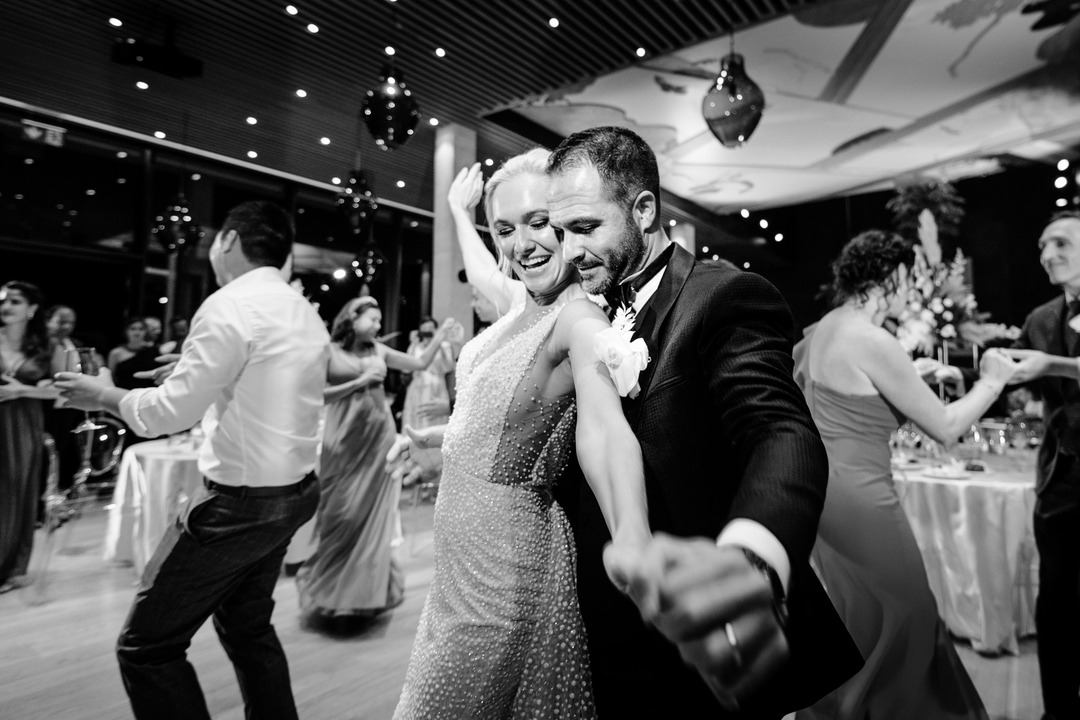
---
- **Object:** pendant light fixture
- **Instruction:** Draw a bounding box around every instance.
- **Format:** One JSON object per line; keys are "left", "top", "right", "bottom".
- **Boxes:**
{"left": 152, "top": 113, "right": 203, "bottom": 253}
{"left": 702, "top": 32, "right": 765, "bottom": 149}
{"left": 361, "top": 4, "right": 420, "bottom": 150}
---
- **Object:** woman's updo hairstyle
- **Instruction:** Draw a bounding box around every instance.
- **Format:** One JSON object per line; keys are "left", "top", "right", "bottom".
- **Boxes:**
{"left": 826, "top": 230, "right": 916, "bottom": 307}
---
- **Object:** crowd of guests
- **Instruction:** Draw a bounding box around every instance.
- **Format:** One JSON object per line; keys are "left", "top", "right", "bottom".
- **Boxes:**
{"left": 5, "top": 126, "right": 1080, "bottom": 720}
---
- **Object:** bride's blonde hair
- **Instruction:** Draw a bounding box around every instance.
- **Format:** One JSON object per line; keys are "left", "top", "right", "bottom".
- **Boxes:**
{"left": 482, "top": 148, "right": 551, "bottom": 276}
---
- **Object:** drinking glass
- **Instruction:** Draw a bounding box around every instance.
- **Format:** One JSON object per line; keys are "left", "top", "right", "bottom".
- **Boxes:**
{"left": 65, "top": 347, "right": 105, "bottom": 434}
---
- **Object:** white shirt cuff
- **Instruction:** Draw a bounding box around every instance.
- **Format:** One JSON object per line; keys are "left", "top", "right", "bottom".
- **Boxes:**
{"left": 118, "top": 388, "right": 153, "bottom": 437}
{"left": 716, "top": 519, "right": 791, "bottom": 592}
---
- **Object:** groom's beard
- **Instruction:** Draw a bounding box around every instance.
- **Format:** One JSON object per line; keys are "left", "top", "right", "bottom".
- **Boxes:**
{"left": 581, "top": 215, "right": 647, "bottom": 296}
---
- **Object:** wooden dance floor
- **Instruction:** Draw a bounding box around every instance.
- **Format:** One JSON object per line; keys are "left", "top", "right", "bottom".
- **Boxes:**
{"left": 0, "top": 498, "right": 1042, "bottom": 719}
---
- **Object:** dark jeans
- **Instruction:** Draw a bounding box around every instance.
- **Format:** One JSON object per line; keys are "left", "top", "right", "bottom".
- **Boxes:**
{"left": 1035, "top": 486, "right": 1080, "bottom": 720}
{"left": 117, "top": 478, "right": 319, "bottom": 720}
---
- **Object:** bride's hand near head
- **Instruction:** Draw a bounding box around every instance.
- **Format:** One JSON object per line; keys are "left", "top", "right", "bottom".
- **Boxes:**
{"left": 447, "top": 163, "right": 483, "bottom": 217}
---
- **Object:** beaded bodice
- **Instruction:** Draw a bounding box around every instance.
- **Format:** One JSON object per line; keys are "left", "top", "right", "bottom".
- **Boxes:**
{"left": 443, "top": 297, "right": 576, "bottom": 491}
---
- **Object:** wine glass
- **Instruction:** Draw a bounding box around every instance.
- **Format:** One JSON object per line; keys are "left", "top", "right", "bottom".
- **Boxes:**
{"left": 65, "top": 347, "right": 105, "bottom": 434}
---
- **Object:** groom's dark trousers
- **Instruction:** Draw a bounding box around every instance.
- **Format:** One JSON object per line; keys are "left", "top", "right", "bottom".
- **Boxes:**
{"left": 117, "top": 477, "right": 318, "bottom": 720}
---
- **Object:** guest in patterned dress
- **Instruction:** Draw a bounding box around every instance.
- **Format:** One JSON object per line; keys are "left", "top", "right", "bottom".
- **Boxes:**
{"left": 0, "top": 281, "right": 62, "bottom": 593}
{"left": 392, "top": 150, "right": 651, "bottom": 719}
{"left": 296, "top": 297, "right": 458, "bottom": 618}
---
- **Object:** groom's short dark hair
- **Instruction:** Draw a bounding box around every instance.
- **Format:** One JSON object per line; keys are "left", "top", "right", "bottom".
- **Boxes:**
{"left": 547, "top": 126, "right": 662, "bottom": 216}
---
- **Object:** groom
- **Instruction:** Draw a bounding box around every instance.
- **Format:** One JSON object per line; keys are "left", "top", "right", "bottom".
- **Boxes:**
{"left": 547, "top": 126, "right": 861, "bottom": 718}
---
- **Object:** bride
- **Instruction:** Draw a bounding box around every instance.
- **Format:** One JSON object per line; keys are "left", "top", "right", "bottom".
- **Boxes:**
{"left": 392, "top": 150, "right": 650, "bottom": 719}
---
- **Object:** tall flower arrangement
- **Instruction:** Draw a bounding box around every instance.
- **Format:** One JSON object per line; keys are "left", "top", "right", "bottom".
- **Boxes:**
{"left": 890, "top": 181, "right": 1019, "bottom": 354}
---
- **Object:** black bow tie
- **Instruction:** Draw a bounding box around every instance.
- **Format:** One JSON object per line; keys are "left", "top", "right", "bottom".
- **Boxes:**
{"left": 606, "top": 244, "right": 675, "bottom": 311}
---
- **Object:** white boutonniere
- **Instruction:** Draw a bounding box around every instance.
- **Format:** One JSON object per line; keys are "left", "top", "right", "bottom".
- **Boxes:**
{"left": 1070, "top": 314, "right": 1080, "bottom": 334}
{"left": 594, "top": 304, "right": 651, "bottom": 399}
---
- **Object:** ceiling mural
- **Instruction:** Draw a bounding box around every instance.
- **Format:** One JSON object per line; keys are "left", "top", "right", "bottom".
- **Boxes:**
{"left": 506, "top": 0, "right": 1080, "bottom": 213}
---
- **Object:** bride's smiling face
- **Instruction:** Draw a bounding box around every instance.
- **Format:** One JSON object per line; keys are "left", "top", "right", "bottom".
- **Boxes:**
{"left": 490, "top": 173, "right": 575, "bottom": 296}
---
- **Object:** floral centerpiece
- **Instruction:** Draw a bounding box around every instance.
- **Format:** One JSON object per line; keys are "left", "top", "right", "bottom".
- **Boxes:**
{"left": 889, "top": 183, "right": 1019, "bottom": 355}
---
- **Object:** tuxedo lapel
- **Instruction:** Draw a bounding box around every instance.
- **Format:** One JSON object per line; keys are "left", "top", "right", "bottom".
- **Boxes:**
{"left": 1051, "top": 296, "right": 1071, "bottom": 356}
{"left": 631, "top": 245, "right": 695, "bottom": 406}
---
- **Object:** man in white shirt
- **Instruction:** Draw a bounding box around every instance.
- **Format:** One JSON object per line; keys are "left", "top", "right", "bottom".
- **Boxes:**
{"left": 58, "top": 200, "right": 330, "bottom": 720}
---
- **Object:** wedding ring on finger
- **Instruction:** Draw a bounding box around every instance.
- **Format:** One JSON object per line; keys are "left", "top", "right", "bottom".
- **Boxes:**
{"left": 724, "top": 622, "right": 744, "bottom": 673}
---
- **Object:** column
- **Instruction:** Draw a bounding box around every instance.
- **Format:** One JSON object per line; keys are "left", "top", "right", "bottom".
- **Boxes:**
{"left": 432, "top": 124, "right": 477, "bottom": 338}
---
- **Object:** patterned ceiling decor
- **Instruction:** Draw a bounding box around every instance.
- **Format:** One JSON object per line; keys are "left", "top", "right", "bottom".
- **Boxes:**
{"left": 1, "top": 0, "right": 1077, "bottom": 222}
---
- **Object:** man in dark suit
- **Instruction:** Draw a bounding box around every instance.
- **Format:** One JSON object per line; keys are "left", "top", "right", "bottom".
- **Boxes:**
{"left": 1006, "top": 210, "right": 1080, "bottom": 720}
{"left": 546, "top": 126, "right": 860, "bottom": 718}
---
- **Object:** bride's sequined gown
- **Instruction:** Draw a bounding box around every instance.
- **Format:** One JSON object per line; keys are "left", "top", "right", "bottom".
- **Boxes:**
{"left": 394, "top": 296, "right": 595, "bottom": 719}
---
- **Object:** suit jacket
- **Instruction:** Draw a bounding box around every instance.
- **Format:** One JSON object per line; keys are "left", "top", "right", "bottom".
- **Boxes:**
{"left": 1016, "top": 295, "right": 1080, "bottom": 503}
{"left": 560, "top": 246, "right": 862, "bottom": 719}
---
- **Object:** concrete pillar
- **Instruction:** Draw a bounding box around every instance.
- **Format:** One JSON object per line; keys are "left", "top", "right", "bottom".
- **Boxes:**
{"left": 432, "top": 124, "right": 477, "bottom": 338}
{"left": 671, "top": 222, "right": 696, "bottom": 255}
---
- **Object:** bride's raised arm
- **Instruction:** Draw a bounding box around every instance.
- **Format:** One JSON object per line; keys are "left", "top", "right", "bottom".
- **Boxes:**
{"left": 558, "top": 299, "right": 651, "bottom": 554}
{"left": 448, "top": 163, "right": 521, "bottom": 316}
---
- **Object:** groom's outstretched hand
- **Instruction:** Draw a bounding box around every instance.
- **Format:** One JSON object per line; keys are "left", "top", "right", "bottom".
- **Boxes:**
{"left": 609, "top": 534, "right": 790, "bottom": 710}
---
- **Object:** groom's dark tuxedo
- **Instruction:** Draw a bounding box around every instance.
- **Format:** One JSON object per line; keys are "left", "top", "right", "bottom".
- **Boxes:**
{"left": 1015, "top": 294, "right": 1080, "bottom": 719}
{"left": 560, "top": 245, "right": 861, "bottom": 718}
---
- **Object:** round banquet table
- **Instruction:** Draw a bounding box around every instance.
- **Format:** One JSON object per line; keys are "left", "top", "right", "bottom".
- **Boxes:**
{"left": 892, "top": 452, "right": 1039, "bottom": 655}
{"left": 103, "top": 438, "right": 202, "bottom": 577}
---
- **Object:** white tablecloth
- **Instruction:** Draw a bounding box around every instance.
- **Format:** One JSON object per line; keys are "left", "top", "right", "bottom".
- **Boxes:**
{"left": 103, "top": 438, "right": 202, "bottom": 576}
{"left": 893, "top": 455, "right": 1038, "bottom": 655}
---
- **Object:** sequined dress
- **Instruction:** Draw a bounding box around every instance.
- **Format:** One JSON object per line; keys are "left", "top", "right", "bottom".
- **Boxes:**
{"left": 393, "top": 295, "right": 595, "bottom": 719}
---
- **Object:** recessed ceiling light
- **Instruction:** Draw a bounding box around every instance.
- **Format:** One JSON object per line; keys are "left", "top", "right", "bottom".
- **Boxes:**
{"left": 410, "top": 220, "right": 419, "bottom": 228}
{"left": 14, "top": 194, "right": 23, "bottom": 200}
{"left": 759, "top": 219, "right": 768, "bottom": 229}
{"left": 116, "top": 151, "right": 128, "bottom": 159}
{"left": 295, "top": 88, "right": 307, "bottom": 97}
{"left": 320, "top": 137, "right": 331, "bottom": 145}
{"left": 548, "top": 18, "right": 559, "bottom": 28}
{"left": 743, "top": 262, "right": 750, "bottom": 269}
{"left": 86, "top": 189, "right": 96, "bottom": 196}
{"left": 435, "top": 47, "right": 446, "bottom": 58}
{"left": 23, "top": 158, "right": 33, "bottom": 165}
{"left": 109, "top": 17, "right": 123, "bottom": 27}
{"left": 333, "top": 269, "right": 346, "bottom": 280}
{"left": 247, "top": 151, "right": 258, "bottom": 159}
{"left": 740, "top": 209, "right": 749, "bottom": 218}
{"left": 701, "top": 246, "right": 710, "bottom": 253}
{"left": 636, "top": 47, "right": 646, "bottom": 58}
{"left": 712, "top": 254, "right": 720, "bottom": 261}
{"left": 158, "top": 297, "right": 169, "bottom": 305}
{"left": 1058, "top": 159, "right": 1070, "bottom": 171}
{"left": 484, "top": 158, "right": 494, "bottom": 167}
{"left": 154, "top": 131, "right": 166, "bottom": 139}
{"left": 396, "top": 180, "right": 406, "bottom": 188}
{"left": 136, "top": 81, "right": 149, "bottom": 90}
{"left": 246, "top": 116, "right": 257, "bottom": 125}
{"left": 385, "top": 46, "right": 395, "bottom": 55}
{"left": 320, "top": 284, "right": 329, "bottom": 292}
{"left": 331, "top": 176, "right": 341, "bottom": 184}
{"left": 775, "top": 233, "right": 783, "bottom": 242}
{"left": 285, "top": 5, "right": 298, "bottom": 15}
{"left": 668, "top": 219, "right": 676, "bottom": 226}
{"left": 1057, "top": 198, "right": 1068, "bottom": 207}
{"left": 117, "top": 177, "right": 127, "bottom": 184}
{"left": 306, "top": 23, "right": 319, "bottom": 33}
{"left": 429, "top": 117, "right": 439, "bottom": 126}
{"left": 191, "top": 173, "right": 201, "bottom": 181}
{"left": 1055, "top": 176, "right": 1068, "bottom": 189}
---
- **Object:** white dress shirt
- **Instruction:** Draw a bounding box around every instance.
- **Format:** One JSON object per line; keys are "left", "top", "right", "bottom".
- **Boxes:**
{"left": 627, "top": 242, "right": 792, "bottom": 590}
{"left": 119, "top": 266, "right": 330, "bottom": 487}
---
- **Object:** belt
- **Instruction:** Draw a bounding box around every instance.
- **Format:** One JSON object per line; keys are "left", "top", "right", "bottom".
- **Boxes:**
{"left": 204, "top": 471, "right": 316, "bottom": 498}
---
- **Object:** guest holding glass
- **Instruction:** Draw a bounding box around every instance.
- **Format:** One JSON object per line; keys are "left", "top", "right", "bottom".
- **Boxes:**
{"left": 793, "top": 230, "right": 1015, "bottom": 719}
{"left": 297, "top": 298, "right": 458, "bottom": 619}
{"left": 107, "top": 317, "right": 148, "bottom": 374}
{"left": 0, "top": 281, "right": 61, "bottom": 593}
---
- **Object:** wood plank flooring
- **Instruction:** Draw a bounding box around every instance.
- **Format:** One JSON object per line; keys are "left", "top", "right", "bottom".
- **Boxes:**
{"left": 0, "top": 499, "right": 1043, "bottom": 719}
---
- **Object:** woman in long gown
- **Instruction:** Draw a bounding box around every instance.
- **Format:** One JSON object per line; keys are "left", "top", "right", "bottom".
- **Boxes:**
{"left": 0, "top": 281, "right": 61, "bottom": 593}
{"left": 793, "top": 231, "right": 1016, "bottom": 720}
{"left": 296, "top": 297, "right": 458, "bottom": 618}
{"left": 393, "top": 151, "right": 651, "bottom": 719}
